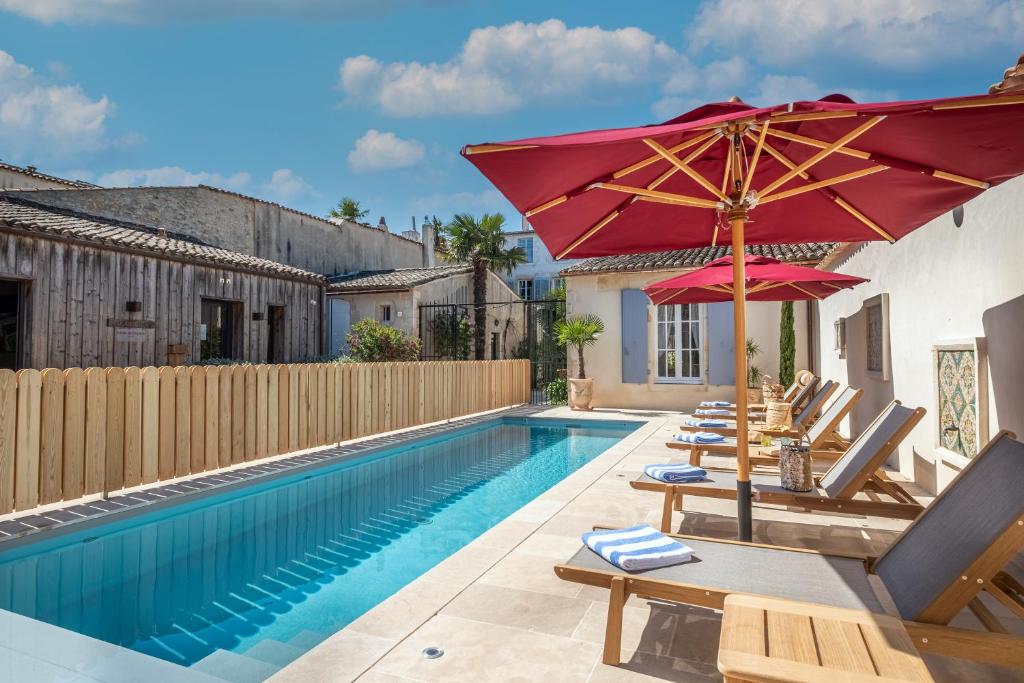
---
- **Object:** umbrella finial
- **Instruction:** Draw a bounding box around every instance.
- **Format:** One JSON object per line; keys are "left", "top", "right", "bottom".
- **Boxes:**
{"left": 728, "top": 95, "right": 742, "bottom": 103}
{"left": 989, "top": 52, "right": 1024, "bottom": 95}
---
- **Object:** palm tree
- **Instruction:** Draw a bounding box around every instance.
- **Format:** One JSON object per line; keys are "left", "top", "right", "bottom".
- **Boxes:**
{"left": 554, "top": 314, "right": 605, "bottom": 379}
{"left": 328, "top": 197, "right": 369, "bottom": 222}
{"left": 441, "top": 213, "right": 526, "bottom": 359}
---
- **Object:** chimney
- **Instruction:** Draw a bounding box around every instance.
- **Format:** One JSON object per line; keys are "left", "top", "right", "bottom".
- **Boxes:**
{"left": 421, "top": 220, "right": 437, "bottom": 267}
{"left": 378, "top": 216, "right": 388, "bottom": 231}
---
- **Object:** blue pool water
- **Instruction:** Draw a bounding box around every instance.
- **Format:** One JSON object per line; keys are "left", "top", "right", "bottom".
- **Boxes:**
{"left": 0, "top": 417, "right": 636, "bottom": 674}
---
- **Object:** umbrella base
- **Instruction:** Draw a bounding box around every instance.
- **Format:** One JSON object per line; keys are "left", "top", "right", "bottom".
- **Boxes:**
{"left": 737, "top": 479, "right": 753, "bottom": 542}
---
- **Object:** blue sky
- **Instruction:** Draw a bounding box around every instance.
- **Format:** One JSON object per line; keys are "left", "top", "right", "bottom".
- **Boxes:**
{"left": 0, "top": 0, "right": 1020, "bottom": 232}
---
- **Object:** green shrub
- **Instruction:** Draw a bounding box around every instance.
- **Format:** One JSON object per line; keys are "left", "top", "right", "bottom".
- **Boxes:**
{"left": 545, "top": 378, "right": 568, "bottom": 405}
{"left": 196, "top": 357, "right": 250, "bottom": 366}
{"left": 345, "top": 318, "right": 421, "bottom": 362}
{"left": 779, "top": 301, "right": 796, "bottom": 387}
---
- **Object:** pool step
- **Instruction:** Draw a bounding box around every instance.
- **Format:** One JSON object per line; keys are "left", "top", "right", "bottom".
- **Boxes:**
{"left": 286, "top": 629, "right": 328, "bottom": 651}
{"left": 243, "top": 638, "right": 306, "bottom": 667}
{"left": 192, "top": 648, "right": 281, "bottom": 682}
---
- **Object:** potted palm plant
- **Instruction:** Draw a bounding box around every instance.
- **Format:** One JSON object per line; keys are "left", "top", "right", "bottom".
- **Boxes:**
{"left": 554, "top": 313, "right": 605, "bottom": 411}
{"left": 745, "top": 338, "right": 763, "bottom": 404}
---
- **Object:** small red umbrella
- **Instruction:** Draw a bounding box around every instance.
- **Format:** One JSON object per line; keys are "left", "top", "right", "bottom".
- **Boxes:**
{"left": 643, "top": 253, "right": 868, "bottom": 305}
{"left": 462, "top": 90, "right": 1024, "bottom": 541}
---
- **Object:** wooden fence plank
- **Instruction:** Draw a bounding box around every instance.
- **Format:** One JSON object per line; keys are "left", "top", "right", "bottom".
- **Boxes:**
{"left": 37, "top": 369, "right": 63, "bottom": 505}
{"left": 297, "top": 365, "right": 308, "bottom": 449}
{"left": 140, "top": 367, "right": 159, "bottom": 484}
{"left": 157, "top": 367, "right": 175, "bottom": 482}
{"left": 316, "top": 364, "right": 327, "bottom": 445}
{"left": 83, "top": 367, "right": 107, "bottom": 495}
{"left": 218, "top": 366, "right": 232, "bottom": 468}
{"left": 204, "top": 367, "right": 220, "bottom": 471}
{"left": 0, "top": 370, "right": 16, "bottom": 512}
{"left": 256, "top": 365, "right": 268, "bottom": 460}
{"left": 14, "top": 369, "right": 41, "bottom": 511}
{"left": 267, "top": 365, "right": 279, "bottom": 457}
{"left": 174, "top": 366, "right": 190, "bottom": 477}
{"left": 190, "top": 367, "right": 206, "bottom": 473}
{"left": 231, "top": 366, "right": 245, "bottom": 464}
{"left": 341, "top": 364, "right": 351, "bottom": 441}
{"left": 287, "top": 365, "right": 299, "bottom": 451}
{"left": 244, "top": 366, "right": 257, "bottom": 461}
{"left": 104, "top": 368, "right": 125, "bottom": 492}
{"left": 63, "top": 368, "right": 86, "bottom": 498}
{"left": 124, "top": 368, "right": 142, "bottom": 487}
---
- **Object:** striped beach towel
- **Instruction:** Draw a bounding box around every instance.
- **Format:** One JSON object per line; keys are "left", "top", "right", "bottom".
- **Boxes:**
{"left": 685, "top": 419, "right": 728, "bottom": 428}
{"left": 673, "top": 431, "right": 725, "bottom": 444}
{"left": 582, "top": 524, "right": 695, "bottom": 571}
{"left": 643, "top": 463, "right": 708, "bottom": 483}
{"left": 695, "top": 408, "right": 729, "bottom": 416}
{"left": 699, "top": 401, "right": 731, "bottom": 407}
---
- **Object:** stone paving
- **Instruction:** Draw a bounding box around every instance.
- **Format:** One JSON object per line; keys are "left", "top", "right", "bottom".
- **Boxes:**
{"left": 271, "top": 407, "right": 1024, "bottom": 683}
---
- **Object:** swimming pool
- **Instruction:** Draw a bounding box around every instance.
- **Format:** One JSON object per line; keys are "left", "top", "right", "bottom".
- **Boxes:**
{"left": 0, "top": 416, "right": 637, "bottom": 678}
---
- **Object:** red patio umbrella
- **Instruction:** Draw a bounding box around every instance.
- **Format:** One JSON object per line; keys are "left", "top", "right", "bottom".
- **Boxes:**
{"left": 462, "top": 90, "right": 1024, "bottom": 540}
{"left": 643, "top": 253, "right": 868, "bottom": 305}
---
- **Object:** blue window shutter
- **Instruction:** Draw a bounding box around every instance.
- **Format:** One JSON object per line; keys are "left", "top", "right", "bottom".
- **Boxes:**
{"left": 707, "top": 302, "right": 735, "bottom": 385}
{"left": 621, "top": 289, "right": 649, "bottom": 383}
{"left": 535, "top": 278, "right": 550, "bottom": 299}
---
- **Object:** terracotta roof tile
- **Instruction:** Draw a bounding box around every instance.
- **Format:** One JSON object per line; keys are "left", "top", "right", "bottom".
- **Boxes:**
{"left": 0, "top": 197, "right": 324, "bottom": 282}
{"left": 560, "top": 243, "right": 836, "bottom": 276}
{"left": 327, "top": 264, "right": 471, "bottom": 292}
{"left": 0, "top": 161, "right": 96, "bottom": 188}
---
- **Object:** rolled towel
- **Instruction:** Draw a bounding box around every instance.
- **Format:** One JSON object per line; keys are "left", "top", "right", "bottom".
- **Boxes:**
{"left": 685, "top": 419, "right": 728, "bottom": 428}
{"left": 644, "top": 463, "right": 708, "bottom": 483}
{"left": 699, "top": 401, "right": 731, "bottom": 407}
{"left": 695, "top": 408, "right": 729, "bottom": 416}
{"left": 673, "top": 431, "right": 725, "bottom": 444}
{"left": 583, "top": 524, "right": 695, "bottom": 571}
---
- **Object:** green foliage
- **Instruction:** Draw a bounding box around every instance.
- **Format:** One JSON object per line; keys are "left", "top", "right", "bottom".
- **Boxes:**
{"left": 328, "top": 197, "right": 369, "bottom": 222}
{"left": 430, "top": 309, "right": 473, "bottom": 360}
{"left": 779, "top": 301, "right": 796, "bottom": 387}
{"left": 345, "top": 318, "right": 421, "bottom": 362}
{"left": 545, "top": 378, "right": 568, "bottom": 405}
{"left": 196, "top": 357, "right": 250, "bottom": 366}
{"left": 554, "top": 313, "right": 605, "bottom": 379}
{"left": 745, "top": 337, "right": 762, "bottom": 388}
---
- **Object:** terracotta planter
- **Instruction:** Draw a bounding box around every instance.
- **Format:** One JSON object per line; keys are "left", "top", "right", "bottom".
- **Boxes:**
{"left": 568, "top": 378, "right": 594, "bottom": 411}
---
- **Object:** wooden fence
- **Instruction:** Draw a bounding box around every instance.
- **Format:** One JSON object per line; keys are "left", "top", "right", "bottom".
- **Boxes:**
{"left": 0, "top": 359, "right": 530, "bottom": 514}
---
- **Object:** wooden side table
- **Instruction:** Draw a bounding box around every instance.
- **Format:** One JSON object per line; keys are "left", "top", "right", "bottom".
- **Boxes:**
{"left": 718, "top": 594, "right": 934, "bottom": 683}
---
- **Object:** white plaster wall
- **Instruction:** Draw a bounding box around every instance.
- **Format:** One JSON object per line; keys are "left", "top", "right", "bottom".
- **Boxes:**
{"left": 565, "top": 270, "right": 808, "bottom": 411}
{"left": 0, "top": 169, "right": 76, "bottom": 190}
{"left": 503, "top": 230, "right": 584, "bottom": 285}
{"left": 815, "top": 176, "right": 1024, "bottom": 492}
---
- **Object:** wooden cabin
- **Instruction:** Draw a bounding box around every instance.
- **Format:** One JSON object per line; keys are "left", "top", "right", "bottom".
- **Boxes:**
{"left": 0, "top": 196, "right": 325, "bottom": 369}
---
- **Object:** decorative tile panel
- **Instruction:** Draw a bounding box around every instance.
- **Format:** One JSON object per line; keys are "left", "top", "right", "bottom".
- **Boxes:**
{"left": 937, "top": 349, "right": 978, "bottom": 457}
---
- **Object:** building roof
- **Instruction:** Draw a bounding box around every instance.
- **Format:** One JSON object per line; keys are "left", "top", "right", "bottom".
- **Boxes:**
{"left": 560, "top": 243, "right": 836, "bottom": 276}
{"left": 0, "top": 197, "right": 324, "bottom": 282}
{"left": 0, "top": 161, "right": 96, "bottom": 189}
{"left": 327, "top": 264, "right": 471, "bottom": 292}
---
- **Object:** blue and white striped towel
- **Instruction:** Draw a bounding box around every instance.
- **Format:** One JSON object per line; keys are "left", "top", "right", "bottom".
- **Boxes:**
{"left": 695, "top": 408, "right": 729, "bottom": 416}
{"left": 685, "top": 419, "right": 728, "bottom": 428}
{"left": 699, "top": 401, "right": 731, "bottom": 407}
{"left": 583, "top": 524, "right": 695, "bottom": 571}
{"left": 643, "top": 463, "right": 708, "bottom": 483}
{"left": 673, "top": 431, "right": 725, "bottom": 444}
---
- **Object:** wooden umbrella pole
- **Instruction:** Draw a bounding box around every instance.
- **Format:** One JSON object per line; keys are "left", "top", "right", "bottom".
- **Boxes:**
{"left": 729, "top": 205, "right": 753, "bottom": 542}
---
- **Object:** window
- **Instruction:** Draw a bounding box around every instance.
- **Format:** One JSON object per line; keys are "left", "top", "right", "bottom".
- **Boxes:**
{"left": 517, "top": 278, "right": 533, "bottom": 300}
{"left": 655, "top": 303, "right": 703, "bottom": 383}
{"left": 267, "top": 306, "right": 285, "bottom": 363}
{"left": 0, "top": 279, "right": 23, "bottom": 369}
{"left": 534, "top": 278, "right": 550, "bottom": 300}
{"left": 378, "top": 304, "right": 392, "bottom": 323}
{"left": 864, "top": 293, "right": 890, "bottom": 380}
{"left": 834, "top": 317, "right": 847, "bottom": 359}
{"left": 550, "top": 277, "right": 563, "bottom": 293}
{"left": 200, "top": 299, "right": 239, "bottom": 360}
{"left": 517, "top": 237, "right": 534, "bottom": 263}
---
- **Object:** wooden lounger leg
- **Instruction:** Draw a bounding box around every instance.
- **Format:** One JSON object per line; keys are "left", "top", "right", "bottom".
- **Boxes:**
{"left": 604, "top": 576, "right": 627, "bottom": 665}
{"left": 688, "top": 445, "right": 702, "bottom": 467}
{"left": 661, "top": 486, "right": 677, "bottom": 533}
{"left": 674, "top": 491, "right": 683, "bottom": 512}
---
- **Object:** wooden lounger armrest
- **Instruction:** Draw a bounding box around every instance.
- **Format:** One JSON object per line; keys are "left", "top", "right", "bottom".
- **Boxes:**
{"left": 904, "top": 622, "right": 1024, "bottom": 668}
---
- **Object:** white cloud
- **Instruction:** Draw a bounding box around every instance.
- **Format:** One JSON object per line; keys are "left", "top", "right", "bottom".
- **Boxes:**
{"left": 0, "top": 49, "right": 114, "bottom": 159}
{"left": 411, "top": 188, "right": 507, "bottom": 217}
{"left": 260, "top": 168, "right": 317, "bottom": 201}
{"left": 339, "top": 19, "right": 697, "bottom": 116}
{"left": 348, "top": 129, "right": 425, "bottom": 172}
{"left": 690, "top": 0, "right": 1024, "bottom": 67}
{"left": 0, "top": 0, "right": 436, "bottom": 24}
{"left": 750, "top": 75, "right": 897, "bottom": 106}
{"left": 97, "top": 166, "right": 251, "bottom": 190}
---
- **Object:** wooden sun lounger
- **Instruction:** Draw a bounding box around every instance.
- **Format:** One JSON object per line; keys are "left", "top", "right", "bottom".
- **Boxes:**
{"left": 674, "top": 386, "right": 863, "bottom": 467}
{"left": 555, "top": 431, "right": 1024, "bottom": 667}
{"left": 642, "top": 401, "right": 927, "bottom": 532}
{"left": 716, "top": 376, "right": 819, "bottom": 418}
{"left": 682, "top": 380, "right": 839, "bottom": 438}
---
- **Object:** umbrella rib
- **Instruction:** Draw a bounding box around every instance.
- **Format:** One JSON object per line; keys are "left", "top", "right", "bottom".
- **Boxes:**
{"left": 525, "top": 195, "right": 569, "bottom": 217}
{"left": 770, "top": 110, "right": 860, "bottom": 123}
{"left": 759, "top": 165, "right": 888, "bottom": 204}
{"left": 643, "top": 137, "right": 728, "bottom": 201}
{"left": 932, "top": 94, "right": 1024, "bottom": 110}
{"left": 749, "top": 133, "right": 896, "bottom": 242}
{"left": 463, "top": 143, "right": 538, "bottom": 155}
{"left": 554, "top": 209, "right": 621, "bottom": 259}
{"left": 613, "top": 130, "right": 720, "bottom": 180}
{"left": 765, "top": 129, "right": 990, "bottom": 189}
{"left": 596, "top": 183, "right": 722, "bottom": 209}
{"left": 788, "top": 282, "right": 823, "bottom": 300}
{"left": 759, "top": 116, "right": 885, "bottom": 197}
{"left": 741, "top": 122, "right": 770, "bottom": 198}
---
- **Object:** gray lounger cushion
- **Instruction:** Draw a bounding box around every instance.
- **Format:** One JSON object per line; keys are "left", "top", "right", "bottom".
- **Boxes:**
{"left": 873, "top": 434, "right": 1024, "bottom": 621}
{"left": 565, "top": 537, "right": 882, "bottom": 612}
{"left": 818, "top": 403, "right": 917, "bottom": 499}
{"left": 793, "top": 380, "right": 836, "bottom": 426}
{"left": 634, "top": 470, "right": 815, "bottom": 498}
{"left": 789, "top": 377, "right": 819, "bottom": 411}
{"left": 805, "top": 386, "right": 859, "bottom": 445}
